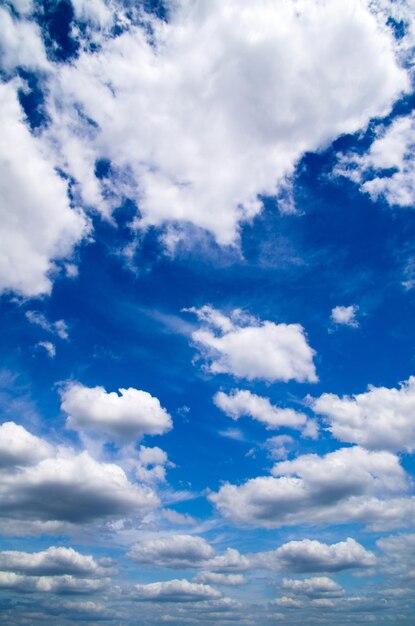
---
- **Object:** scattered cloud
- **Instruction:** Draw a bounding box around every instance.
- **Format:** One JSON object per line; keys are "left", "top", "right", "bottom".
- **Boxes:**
{"left": 311, "top": 375, "right": 415, "bottom": 452}
{"left": 133, "top": 579, "right": 222, "bottom": 602}
{"left": 330, "top": 305, "right": 359, "bottom": 328}
{"left": 210, "top": 446, "right": 411, "bottom": 528}
{"left": 189, "top": 306, "right": 317, "bottom": 383}
{"left": 128, "top": 535, "right": 215, "bottom": 569}
{"left": 61, "top": 382, "right": 172, "bottom": 443}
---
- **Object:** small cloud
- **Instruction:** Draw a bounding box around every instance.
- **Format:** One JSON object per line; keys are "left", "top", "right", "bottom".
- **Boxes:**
{"left": 36, "top": 341, "right": 56, "bottom": 358}
{"left": 330, "top": 305, "right": 359, "bottom": 328}
{"left": 218, "top": 428, "right": 245, "bottom": 442}
{"left": 26, "top": 311, "right": 69, "bottom": 340}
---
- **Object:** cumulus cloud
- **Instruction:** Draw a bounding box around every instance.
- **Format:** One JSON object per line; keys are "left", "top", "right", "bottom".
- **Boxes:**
{"left": 335, "top": 112, "right": 415, "bottom": 209}
{"left": 0, "top": 421, "right": 54, "bottom": 468}
{"left": 311, "top": 375, "right": 415, "bottom": 452}
{"left": 282, "top": 576, "right": 344, "bottom": 598}
{"left": 331, "top": 305, "right": 359, "bottom": 328}
{"left": 0, "top": 572, "right": 109, "bottom": 594}
{"left": 42, "top": 0, "right": 408, "bottom": 246}
{"left": 128, "top": 535, "right": 215, "bottom": 569}
{"left": 0, "top": 82, "right": 88, "bottom": 297}
{"left": 254, "top": 537, "right": 376, "bottom": 573}
{"left": 189, "top": 306, "right": 317, "bottom": 382}
{"left": 134, "top": 579, "right": 222, "bottom": 602}
{"left": 210, "top": 446, "right": 410, "bottom": 528}
{"left": 135, "top": 445, "right": 173, "bottom": 484}
{"left": 61, "top": 382, "right": 172, "bottom": 442}
{"left": 214, "top": 389, "right": 307, "bottom": 429}
{"left": 0, "top": 546, "right": 110, "bottom": 577}
{"left": 0, "top": 422, "right": 159, "bottom": 531}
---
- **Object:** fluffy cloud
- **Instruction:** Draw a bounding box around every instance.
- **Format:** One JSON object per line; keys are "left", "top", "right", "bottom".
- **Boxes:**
{"left": 0, "top": 7, "right": 48, "bottom": 72}
{"left": 128, "top": 535, "right": 215, "bottom": 569}
{"left": 210, "top": 446, "right": 410, "bottom": 528}
{"left": 377, "top": 533, "right": 415, "bottom": 580}
{"left": 331, "top": 305, "right": 359, "bottom": 328}
{"left": 0, "top": 82, "right": 88, "bottom": 297}
{"left": 134, "top": 579, "right": 222, "bottom": 602}
{"left": 0, "top": 547, "right": 111, "bottom": 577}
{"left": 0, "top": 572, "right": 108, "bottom": 594}
{"left": 0, "top": 422, "right": 159, "bottom": 531}
{"left": 189, "top": 306, "right": 317, "bottom": 382}
{"left": 135, "top": 446, "right": 173, "bottom": 484}
{"left": 254, "top": 537, "right": 376, "bottom": 573}
{"left": 311, "top": 375, "right": 415, "bottom": 452}
{"left": 61, "top": 382, "right": 172, "bottom": 442}
{"left": 334, "top": 112, "right": 415, "bottom": 209}
{"left": 0, "top": 421, "right": 54, "bottom": 468}
{"left": 281, "top": 577, "right": 344, "bottom": 598}
{"left": 42, "top": 0, "right": 408, "bottom": 246}
{"left": 214, "top": 389, "right": 312, "bottom": 435}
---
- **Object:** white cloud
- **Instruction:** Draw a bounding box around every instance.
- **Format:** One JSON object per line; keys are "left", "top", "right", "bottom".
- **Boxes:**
{"left": 377, "top": 533, "right": 415, "bottom": 580}
{"left": 204, "top": 548, "right": 251, "bottom": 574}
{"left": 135, "top": 445, "right": 173, "bottom": 484}
{"left": 214, "top": 389, "right": 313, "bottom": 437}
{"left": 0, "top": 422, "right": 159, "bottom": 531}
{"left": 282, "top": 576, "right": 344, "bottom": 598}
{"left": 334, "top": 112, "right": 415, "bottom": 208}
{"left": 331, "top": 305, "right": 359, "bottom": 328}
{"left": 128, "top": 535, "right": 215, "bottom": 569}
{"left": 26, "top": 311, "right": 69, "bottom": 340}
{"left": 189, "top": 306, "right": 317, "bottom": 383}
{"left": 134, "top": 579, "right": 222, "bottom": 602}
{"left": 0, "top": 546, "right": 110, "bottom": 577}
{"left": 254, "top": 537, "right": 376, "bottom": 573}
{"left": 311, "top": 375, "right": 415, "bottom": 452}
{"left": 36, "top": 341, "right": 56, "bottom": 358}
{"left": 43, "top": 0, "right": 408, "bottom": 245}
{"left": 61, "top": 382, "right": 172, "bottom": 442}
{"left": 0, "top": 572, "right": 109, "bottom": 594}
{"left": 0, "top": 82, "right": 88, "bottom": 297}
{"left": 0, "top": 7, "right": 48, "bottom": 72}
{"left": 210, "top": 446, "right": 410, "bottom": 528}
{"left": 194, "top": 572, "right": 246, "bottom": 586}
{"left": 0, "top": 421, "right": 54, "bottom": 468}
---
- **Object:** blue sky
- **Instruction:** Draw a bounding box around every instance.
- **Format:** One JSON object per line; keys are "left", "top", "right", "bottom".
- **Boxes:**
{"left": 1, "top": 0, "right": 415, "bottom": 624}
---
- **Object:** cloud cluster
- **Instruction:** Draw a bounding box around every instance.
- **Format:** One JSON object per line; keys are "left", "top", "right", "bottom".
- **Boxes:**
{"left": 210, "top": 445, "right": 412, "bottom": 528}
{"left": 190, "top": 306, "right": 317, "bottom": 382}
{"left": 0, "top": 546, "right": 111, "bottom": 595}
{"left": 311, "top": 375, "right": 415, "bottom": 452}
{"left": 0, "top": 82, "right": 88, "bottom": 296}
{"left": 335, "top": 112, "right": 415, "bottom": 209}
{"left": 42, "top": 0, "right": 408, "bottom": 248}
{"left": 61, "top": 382, "right": 172, "bottom": 442}
{"left": 0, "top": 421, "right": 159, "bottom": 533}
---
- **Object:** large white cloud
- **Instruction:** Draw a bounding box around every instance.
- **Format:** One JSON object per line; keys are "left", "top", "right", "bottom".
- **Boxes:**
{"left": 128, "top": 535, "right": 215, "bottom": 569}
{"left": 334, "top": 112, "right": 415, "bottom": 209}
{"left": 134, "top": 579, "right": 222, "bottom": 602}
{"left": 61, "top": 382, "right": 172, "bottom": 442}
{"left": 311, "top": 375, "right": 415, "bottom": 452}
{"left": 0, "top": 422, "right": 159, "bottom": 531}
{"left": 0, "top": 82, "right": 89, "bottom": 297}
{"left": 43, "top": 0, "right": 408, "bottom": 245}
{"left": 210, "top": 446, "right": 412, "bottom": 528}
{"left": 254, "top": 537, "right": 376, "bottom": 573}
{"left": 189, "top": 306, "right": 317, "bottom": 382}
{"left": 214, "top": 389, "right": 309, "bottom": 431}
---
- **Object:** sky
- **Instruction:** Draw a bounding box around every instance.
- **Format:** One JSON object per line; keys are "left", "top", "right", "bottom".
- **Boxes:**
{"left": 1, "top": 0, "right": 415, "bottom": 624}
